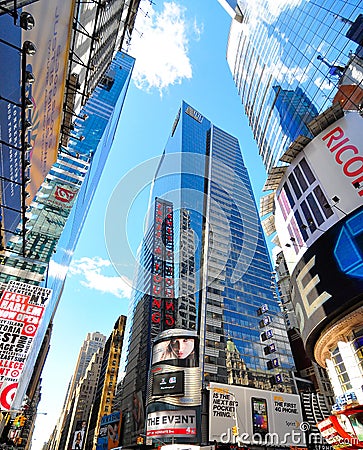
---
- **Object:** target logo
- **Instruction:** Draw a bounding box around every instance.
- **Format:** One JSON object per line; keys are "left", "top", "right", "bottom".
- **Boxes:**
{"left": 22, "top": 324, "right": 37, "bottom": 337}
{"left": 0, "top": 382, "right": 18, "bottom": 410}
{"left": 10, "top": 370, "right": 20, "bottom": 379}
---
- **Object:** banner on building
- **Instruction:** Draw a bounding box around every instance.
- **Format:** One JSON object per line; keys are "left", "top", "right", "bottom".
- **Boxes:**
{"left": 23, "top": 0, "right": 75, "bottom": 202}
{"left": 146, "top": 410, "right": 197, "bottom": 438}
{"left": 0, "top": 281, "right": 52, "bottom": 410}
{"left": 208, "top": 383, "right": 305, "bottom": 447}
{"left": 97, "top": 412, "right": 121, "bottom": 450}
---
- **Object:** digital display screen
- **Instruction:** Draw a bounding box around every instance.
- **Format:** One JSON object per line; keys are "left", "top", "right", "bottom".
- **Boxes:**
{"left": 252, "top": 397, "right": 269, "bottom": 435}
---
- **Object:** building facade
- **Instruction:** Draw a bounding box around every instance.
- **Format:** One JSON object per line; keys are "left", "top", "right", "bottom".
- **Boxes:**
{"left": 120, "top": 101, "right": 296, "bottom": 447}
{"left": 220, "top": 0, "right": 363, "bottom": 170}
{"left": 0, "top": 51, "right": 135, "bottom": 419}
{"left": 86, "top": 316, "right": 126, "bottom": 450}
{"left": 219, "top": 0, "right": 363, "bottom": 423}
{"left": 53, "top": 332, "right": 106, "bottom": 450}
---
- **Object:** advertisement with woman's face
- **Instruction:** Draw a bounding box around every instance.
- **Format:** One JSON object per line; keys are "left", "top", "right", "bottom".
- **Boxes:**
{"left": 152, "top": 336, "right": 198, "bottom": 367}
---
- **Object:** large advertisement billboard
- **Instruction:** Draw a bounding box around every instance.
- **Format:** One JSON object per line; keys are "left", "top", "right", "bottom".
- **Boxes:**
{"left": 148, "top": 329, "right": 201, "bottom": 408}
{"left": 0, "top": 17, "right": 23, "bottom": 242}
{"left": 97, "top": 412, "right": 121, "bottom": 450}
{"left": 209, "top": 383, "right": 305, "bottom": 447}
{"left": 275, "top": 112, "right": 363, "bottom": 274}
{"left": 23, "top": 0, "right": 74, "bottom": 202}
{"left": 0, "top": 281, "right": 51, "bottom": 410}
{"left": 146, "top": 410, "right": 197, "bottom": 438}
{"left": 289, "top": 206, "right": 363, "bottom": 357}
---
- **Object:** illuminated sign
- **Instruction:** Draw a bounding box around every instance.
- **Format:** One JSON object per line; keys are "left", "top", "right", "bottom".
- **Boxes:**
{"left": 150, "top": 199, "right": 175, "bottom": 337}
{"left": 152, "top": 371, "right": 184, "bottom": 396}
{"left": 146, "top": 410, "right": 197, "bottom": 437}
{"left": 290, "top": 206, "right": 363, "bottom": 354}
{"left": 322, "top": 125, "right": 363, "bottom": 197}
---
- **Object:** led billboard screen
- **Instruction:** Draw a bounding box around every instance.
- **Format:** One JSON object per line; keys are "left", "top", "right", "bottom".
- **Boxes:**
{"left": 275, "top": 112, "right": 363, "bottom": 274}
{"left": 152, "top": 333, "right": 198, "bottom": 368}
{"left": 152, "top": 371, "right": 184, "bottom": 397}
{"left": 290, "top": 206, "right": 363, "bottom": 356}
{"left": 209, "top": 383, "right": 304, "bottom": 447}
{"left": 146, "top": 410, "right": 197, "bottom": 438}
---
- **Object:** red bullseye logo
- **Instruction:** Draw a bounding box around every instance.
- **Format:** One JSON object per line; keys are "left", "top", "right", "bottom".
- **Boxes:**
{"left": 22, "top": 324, "right": 37, "bottom": 336}
{"left": 0, "top": 382, "right": 18, "bottom": 410}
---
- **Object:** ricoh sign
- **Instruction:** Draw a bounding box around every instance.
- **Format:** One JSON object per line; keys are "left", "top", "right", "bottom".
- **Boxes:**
{"left": 308, "top": 112, "right": 363, "bottom": 215}
{"left": 322, "top": 122, "right": 363, "bottom": 197}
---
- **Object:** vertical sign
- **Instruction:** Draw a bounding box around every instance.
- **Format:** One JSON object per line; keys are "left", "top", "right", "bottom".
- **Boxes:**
{"left": 0, "top": 281, "right": 52, "bottom": 410}
{"left": 150, "top": 199, "right": 176, "bottom": 339}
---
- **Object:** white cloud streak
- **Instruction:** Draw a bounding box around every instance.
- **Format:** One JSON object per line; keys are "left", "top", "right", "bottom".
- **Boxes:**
{"left": 69, "top": 257, "right": 132, "bottom": 299}
{"left": 128, "top": 2, "right": 202, "bottom": 94}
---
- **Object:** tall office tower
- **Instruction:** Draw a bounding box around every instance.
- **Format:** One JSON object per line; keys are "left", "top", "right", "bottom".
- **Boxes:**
{"left": 219, "top": 0, "right": 363, "bottom": 170}
{"left": 121, "top": 102, "right": 301, "bottom": 448}
{"left": 55, "top": 349, "right": 104, "bottom": 450}
{"left": 0, "top": 51, "right": 134, "bottom": 419}
{"left": 53, "top": 332, "right": 106, "bottom": 450}
{"left": 86, "top": 316, "right": 126, "bottom": 450}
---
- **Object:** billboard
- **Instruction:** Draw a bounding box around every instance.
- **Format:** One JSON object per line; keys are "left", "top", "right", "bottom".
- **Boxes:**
{"left": 275, "top": 112, "right": 363, "bottom": 274}
{"left": 150, "top": 199, "right": 176, "bottom": 338}
{"left": 23, "top": 0, "right": 75, "bottom": 202}
{"left": 72, "top": 420, "right": 87, "bottom": 450}
{"left": 97, "top": 412, "right": 121, "bottom": 450}
{"left": 0, "top": 17, "right": 23, "bottom": 242}
{"left": 0, "top": 281, "right": 51, "bottom": 410}
{"left": 289, "top": 206, "right": 363, "bottom": 356}
{"left": 146, "top": 410, "right": 197, "bottom": 438}
{"left": 152, "top": 371, "right": 184, "bottom": 397}
{"left": 152, "top": 335, "right": 198, "bottom": 367}
{"left": 209, "top": 383, "right": 304, "bottom": 447}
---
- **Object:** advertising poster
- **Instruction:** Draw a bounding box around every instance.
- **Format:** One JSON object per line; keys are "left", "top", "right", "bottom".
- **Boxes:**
{"left": 146, "top": 410, "right": 197, "bottom": 438}
{"left": 0, "top": 281, "right": 51, "bottom": 410}
{"left": 152, "top": 335, "right": 198, "bottom": 367}
{"left": 209, "top": 383, "right": 304, "bottom": 447}
{"left": 97, "top": 412, "right": 121, "bottom": 450}
{"left": 72, "top": 420, "right": 87, "bottom": 450}
{"left": 22, "top": 0, "right": 75, "bottom": 202}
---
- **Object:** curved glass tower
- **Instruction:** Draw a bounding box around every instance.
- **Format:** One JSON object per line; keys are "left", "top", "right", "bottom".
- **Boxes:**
{"left": 220, "top": 0, "right": 363, "bottom": 170}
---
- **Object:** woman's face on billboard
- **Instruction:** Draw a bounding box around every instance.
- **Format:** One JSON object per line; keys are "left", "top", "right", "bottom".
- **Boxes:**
{"left": 169, "top": 338, "right": 194, "bottom": 359}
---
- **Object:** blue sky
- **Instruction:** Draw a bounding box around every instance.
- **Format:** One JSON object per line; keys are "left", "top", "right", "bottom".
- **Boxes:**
{"left": 31, "top": 1, "right": 270, "bottom": 448}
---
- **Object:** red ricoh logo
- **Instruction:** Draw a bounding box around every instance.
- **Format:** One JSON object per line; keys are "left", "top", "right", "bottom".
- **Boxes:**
{"left": 322, "top": 125, "right": 363, "bottom": 197}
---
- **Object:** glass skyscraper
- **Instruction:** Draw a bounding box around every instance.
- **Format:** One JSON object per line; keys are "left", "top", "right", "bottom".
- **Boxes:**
{"left": 219, "top": 0, "right": 363, "bottom": 170}
{"left": 0, "top": 51, "right": 134, "bottom": 411}
{"left": 120, "top": 101, "right": 295, "bottom": 445}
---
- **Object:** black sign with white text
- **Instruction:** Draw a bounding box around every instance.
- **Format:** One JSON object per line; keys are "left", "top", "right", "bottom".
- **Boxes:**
{"left": 152, "top": 371, "right": 184, "bottom": 396}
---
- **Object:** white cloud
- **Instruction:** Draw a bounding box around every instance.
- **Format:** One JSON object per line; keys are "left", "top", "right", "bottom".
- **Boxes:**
{"left": 128, "top": 2, "right": 201, "bottom": 94}
{"left": 69, "top": 256, "right": 132, "bottom": 299}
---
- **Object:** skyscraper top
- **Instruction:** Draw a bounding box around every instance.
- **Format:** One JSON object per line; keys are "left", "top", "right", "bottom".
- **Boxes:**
{"left": 221, "top": 0, "right": 362, "bottom": 171}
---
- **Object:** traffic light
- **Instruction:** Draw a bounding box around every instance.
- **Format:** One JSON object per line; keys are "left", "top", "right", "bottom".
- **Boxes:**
{"left": 19, "top": 416, "right": 27, "bottom": 426}
{"left": 136, "top": 436, "right": 144, "bottom": 445}
{"left": 13, "top": 416, "right": 22, "bottom": 427}
{"left": 231, "top": 426, "right": 239, "bottom": 436}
